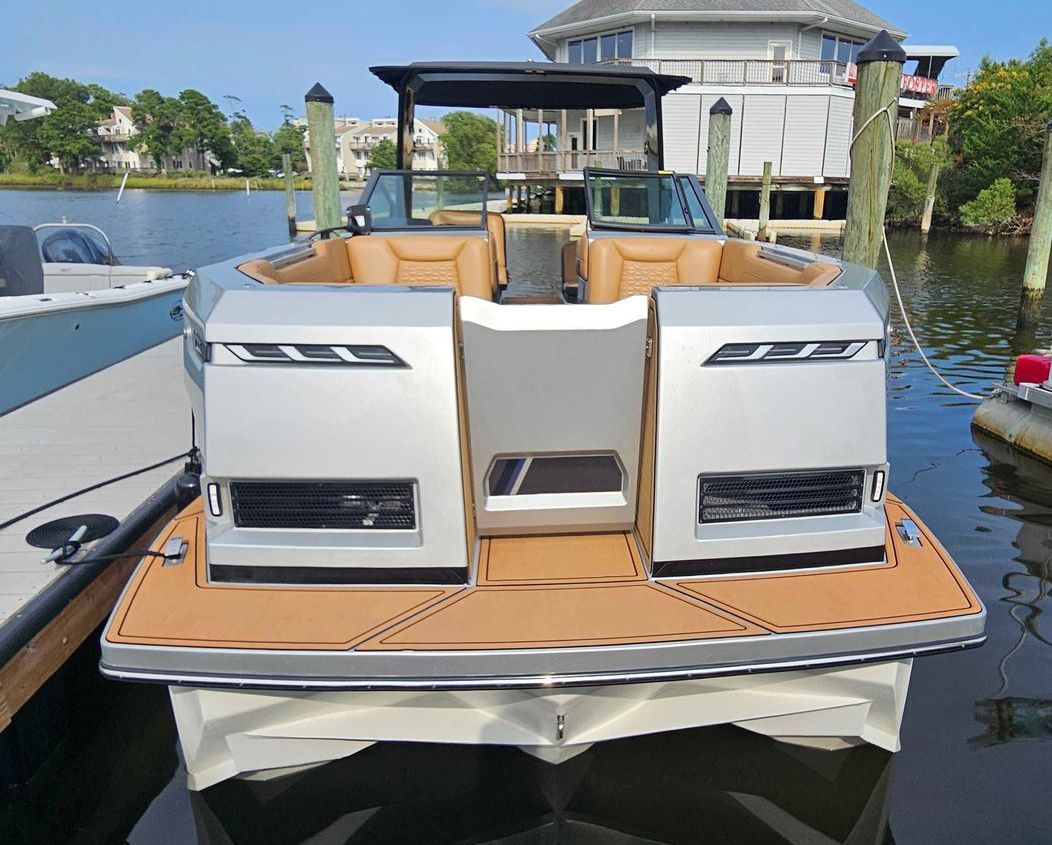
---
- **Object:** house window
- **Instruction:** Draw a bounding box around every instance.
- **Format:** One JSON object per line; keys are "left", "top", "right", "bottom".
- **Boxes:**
{"left": 568, "top": 29, "right": 632, "bottom": 64}
{"left": 821, "top": 33, "right": 865, "bottom": 65}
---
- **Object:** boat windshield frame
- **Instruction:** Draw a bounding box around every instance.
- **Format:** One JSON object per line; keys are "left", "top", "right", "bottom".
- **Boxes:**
{"left": 359, "top": 170, "right": 491, "bottom": 233}
{"left": 583, "top": 168, "right": 723, "bottom": 235}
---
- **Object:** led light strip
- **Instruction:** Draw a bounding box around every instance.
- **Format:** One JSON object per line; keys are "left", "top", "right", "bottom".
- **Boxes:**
{"left": 706, "top": 340, "right": 868, "bottom": 365}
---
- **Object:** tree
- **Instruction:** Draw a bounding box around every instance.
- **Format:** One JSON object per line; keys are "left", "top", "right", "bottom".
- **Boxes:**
{"left": 0, "top": 72, "right": 114, "bottom": 172}
{"left": 366, "top": 137, "right": 397, "bottom": 172}
{"left": 229, "top": 112, "right": 274, "bottom": 176}
{"left": 175, "top": 89, "right": 232, "bottom": 172}
{"left": 272, "top": 119, "right": 307, "bottom": 171}
{"left": 440, "top": 111, "right": 498, "bottom": 177}
{"left": 951, "top": 39, "right": 1052, "bottom": 208}
{"left": 887, "top": 138, "right": 952, "bottom": 224}
{"left": 131, "top": 89, "right": 181, "bottom": 170}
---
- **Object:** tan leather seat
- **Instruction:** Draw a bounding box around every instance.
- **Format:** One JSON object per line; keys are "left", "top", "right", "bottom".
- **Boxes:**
{"left": 345, "top": 235, "right": 492, "bottom": 300}
{"left": 239, "top": 239, "right": 352, "bottom": 285}
{"left": 718, "top": 240, "right": 840, "bottom": 287}
{"left": 428, "top": 210, "right": 507, "bottom": 292}
{"left": 585, "top": 238, "right": 723, "bottom": 303}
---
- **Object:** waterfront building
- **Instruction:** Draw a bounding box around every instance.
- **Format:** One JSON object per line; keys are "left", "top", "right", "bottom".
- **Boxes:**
{"left": 509, "top": 0, "right": 957, "bottom": 215}
{"left": 91, "top": 106, "right": 219, "bottom": 172}
{"left": 302, "top": 116, "right": 446, "bottom": 180}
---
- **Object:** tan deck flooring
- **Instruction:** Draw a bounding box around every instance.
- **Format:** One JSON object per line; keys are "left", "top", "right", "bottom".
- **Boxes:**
{"left": 0, "top": 339, "right": 188, "bottom": 633}
{"left": 107, "top": 495, "right": 983, "bottom": 652}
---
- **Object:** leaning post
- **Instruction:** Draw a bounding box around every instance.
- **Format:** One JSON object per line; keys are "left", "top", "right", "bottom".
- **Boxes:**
{"left": 1022, "top": 120, "right": 1052, "bottom": 302}
{"left": 282, "top": 153, "right": 297, "bottom": 238}
{"left": 758, "top": 160, "right": 772, "bottom": 241}
{"left": 304, "top": 82, "right": 341, "bottom": 231}
{"left": 843, "top": 31, "right": 906, "bottom": 269}
{"left": 919, "top": 157, "right": 940, "bottom": 234}
{"left": 705, "top": 97, "right": 732, "bottom": 226}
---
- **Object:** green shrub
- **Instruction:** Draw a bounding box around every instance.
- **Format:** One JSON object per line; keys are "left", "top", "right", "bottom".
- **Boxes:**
{"left": 959, "top": 177, "right": 1017, "bottom": 230}
{"left": 887, "top": 139, "right": 952, "bottom": 224}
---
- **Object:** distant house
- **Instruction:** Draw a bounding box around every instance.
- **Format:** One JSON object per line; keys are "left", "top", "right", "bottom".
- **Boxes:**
{"left": 91, "top": 105, "right": 218, "bottom": 172}
{"left": 511, "top": 0, "right": 957, "bottom": 213}
{"left": 303, "top": 116, "right": 446, "bottom": 180}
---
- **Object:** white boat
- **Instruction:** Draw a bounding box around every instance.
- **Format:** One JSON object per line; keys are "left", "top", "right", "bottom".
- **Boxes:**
{"left": 0, "top": 223, "right": 189, "bottom": 414}
{"left": 100, "top": 62, "right": 985, "bottom": 790}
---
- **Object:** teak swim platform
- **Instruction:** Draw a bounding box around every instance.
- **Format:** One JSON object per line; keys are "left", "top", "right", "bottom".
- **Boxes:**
{"left": 101, "top": 62, "right": 984, "bottom": 790}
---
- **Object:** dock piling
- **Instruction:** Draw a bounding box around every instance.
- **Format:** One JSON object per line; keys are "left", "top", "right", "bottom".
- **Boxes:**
{"left": 1022, "top": 120, "right": 1052, "bottom": 302}
{"left": 843, "top": 30, "right": 906, "bottom": 269}
{"left": 705, "top": 98, "right": 732, "bottom": 226}
{"left": 305, "top": 83, "right": 341, "bottom": 231}
{"left": 282, "top": 153, "right": 297, "bottom": 239}
{"left": 920, "top": 158, "right": 940, "bottom": 234}
{"left": 758, "top": 161, "right": 772, "bottom": 241}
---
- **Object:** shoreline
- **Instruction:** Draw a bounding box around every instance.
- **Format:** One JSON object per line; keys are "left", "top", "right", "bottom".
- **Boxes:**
{"left": 0, "top": 174, "right": 365, "bottom": 192}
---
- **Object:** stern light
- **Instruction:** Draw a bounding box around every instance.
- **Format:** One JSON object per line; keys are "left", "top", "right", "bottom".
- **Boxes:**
{"left": 870, "top": 469, "right": 886, "bottom": 502}
{"left": 207, "top": 483, "right": 223, "bottom": 517}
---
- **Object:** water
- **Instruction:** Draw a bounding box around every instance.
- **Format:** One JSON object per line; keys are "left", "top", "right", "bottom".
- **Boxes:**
{"left": 2, "top": 190, "right": 1052, "bottom": 843}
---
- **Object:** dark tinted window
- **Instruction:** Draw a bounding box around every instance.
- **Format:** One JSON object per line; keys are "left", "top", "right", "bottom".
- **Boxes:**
{"left": 488, "top": 455, "right": 623, "bottom": 496}
{"left": 601, "top": 33, "right": 617, "bottom": 61}
{"left": 582, "top": 37, "right": 598, "bottom": 64}
{"left": 617, "top": 30, "right": 633, "bottom": 58}
{"left": 568, "top": 40, "right": 582, "bottom": 64}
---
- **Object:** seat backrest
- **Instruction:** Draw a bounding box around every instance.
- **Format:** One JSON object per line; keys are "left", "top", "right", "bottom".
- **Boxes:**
{"left": 718, "top": 240, "right": 840, "bottom": 287}
{"left": 586, "top": 238, "right": 723, "bottom": 303}
{"left": 238, "top": 239, "right": 353, "bottom": 285}
{"left": 427, "top": 210, "right": 507, "bottom": 291}
{"left": 345, "top": 235, "right": 492, "bottom": 300}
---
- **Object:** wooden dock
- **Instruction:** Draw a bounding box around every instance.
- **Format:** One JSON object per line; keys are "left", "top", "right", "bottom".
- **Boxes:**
{"left": 0, "top": 338, "right": 188, "bottom": 730}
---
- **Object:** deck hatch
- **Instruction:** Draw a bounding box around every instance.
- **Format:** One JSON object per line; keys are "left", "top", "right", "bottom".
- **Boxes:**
{"left": 230, "top": 480, "right": 416, "bottom": 530}
{"left": 699, "top": 470, "right": 865, "bottom": 523}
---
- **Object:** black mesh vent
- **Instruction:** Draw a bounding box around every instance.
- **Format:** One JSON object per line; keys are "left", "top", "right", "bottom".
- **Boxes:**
{"left": 699, "top": 470, "right": 864, "bottom": 523}
{"left": 230, "top": 481, "right": 416, "bottom": 530}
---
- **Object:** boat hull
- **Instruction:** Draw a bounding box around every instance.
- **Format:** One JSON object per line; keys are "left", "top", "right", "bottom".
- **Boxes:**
{"left": 171, "top": 658, "right": 911, "bottom": 790}
{"left": 0, "top": 276, "right": 188, "bottom": 414}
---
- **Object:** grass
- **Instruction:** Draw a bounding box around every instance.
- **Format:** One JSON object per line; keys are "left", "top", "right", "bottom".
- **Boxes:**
{"left": 0, "top": 171, "right": 359, "bottom": 191}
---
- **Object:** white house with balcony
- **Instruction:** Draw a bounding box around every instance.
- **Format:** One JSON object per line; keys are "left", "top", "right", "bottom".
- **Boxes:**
{"left": 91, "top": 105, "right": 219, "bottom": 172}
{"left": 514, "top": 0, "right": 957, "bottom": 217}
{"left": 302, "top": 116, "right": 446, "bottom": 180}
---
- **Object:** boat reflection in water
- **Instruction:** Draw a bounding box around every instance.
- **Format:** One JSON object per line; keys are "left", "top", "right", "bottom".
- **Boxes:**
{"left": 972, "top": 428, "right": 1052, "bottom": 747}
{"left": 191, "top": 727, "right": 894, "bottom": 845}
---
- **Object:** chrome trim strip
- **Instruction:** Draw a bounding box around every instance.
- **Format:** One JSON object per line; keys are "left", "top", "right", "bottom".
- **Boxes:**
{"left": 100, "top": 635, "right": 986, "bottom": 691}
{"left": 100, "top": 608, "right": 986, "bottom": 691}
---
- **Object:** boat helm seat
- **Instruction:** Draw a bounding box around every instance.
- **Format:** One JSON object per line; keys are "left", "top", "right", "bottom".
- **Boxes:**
{"left": 345, "top": 234, "right": 493, "bottom": 300}
{"left": 238, "top": 239, "right": 352, "bottom": 285}
{"left": 428, "top": 210, "right": 507, "bottom": 293}
{"left": 585, "top": 238, "right": 722, "bottom": 303}
{"left": 718, "top": 240, "right": 841, "bottom": 287}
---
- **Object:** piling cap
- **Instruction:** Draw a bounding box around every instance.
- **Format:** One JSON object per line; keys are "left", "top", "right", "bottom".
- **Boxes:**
{"left": 305, "top": 83, "right": 334, "bottom": 104}
{"left": 857, "top": 30, "right": 907, "bottom": 64}
{"left": 709, "top": 97, "right": 733, "bottom": 116}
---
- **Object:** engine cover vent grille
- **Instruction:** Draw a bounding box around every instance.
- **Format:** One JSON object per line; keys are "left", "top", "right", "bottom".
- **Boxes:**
{"left": 699, "top": 470, "right": 864, "bottom": 523}
{"left": 230, "top": 481, "right": 416, "bottom": 530}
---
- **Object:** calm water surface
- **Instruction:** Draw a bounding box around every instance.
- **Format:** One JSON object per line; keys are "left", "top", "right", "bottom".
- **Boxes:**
{"left": 1, "top": 190, "right": 1051, "bottom": 843}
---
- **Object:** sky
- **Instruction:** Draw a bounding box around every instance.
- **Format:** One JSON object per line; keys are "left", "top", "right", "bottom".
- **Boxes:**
{"left": 1, "top": 0, "right": 1046, "bottom": 129}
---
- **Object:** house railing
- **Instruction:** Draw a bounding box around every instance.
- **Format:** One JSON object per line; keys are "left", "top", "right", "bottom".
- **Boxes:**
{"left": 896, "top": 118, "right": 933, "bottom": 144}
{"left": 498, "top": 149, "right": 647, "bottom": 176}
{"left": 603, "top": 58, "right": 854, "bottom": 86}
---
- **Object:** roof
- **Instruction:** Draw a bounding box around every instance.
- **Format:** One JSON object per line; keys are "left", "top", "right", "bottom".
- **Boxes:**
{"left": 370, "top": 61, "right": 691, "bottom": 109}
{"left": 531, "top": 1, "right": 902, "bottom": 38}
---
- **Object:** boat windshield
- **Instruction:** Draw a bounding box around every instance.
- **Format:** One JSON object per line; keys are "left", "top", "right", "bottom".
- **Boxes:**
{"left": 362, "top": 171, "right": 489, "bottom": 231}
{"left": 584, "top": 170, "right": 719, "bottom": 234}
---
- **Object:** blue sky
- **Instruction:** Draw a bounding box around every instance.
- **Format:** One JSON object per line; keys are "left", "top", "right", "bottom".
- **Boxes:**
{"left": 1, "top": 1, "right": 1046, "bottom": 129}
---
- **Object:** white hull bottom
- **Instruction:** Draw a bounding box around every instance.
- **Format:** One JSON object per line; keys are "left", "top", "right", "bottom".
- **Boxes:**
{"left": 171, "top": 659, "right": 912, "bottom": 790}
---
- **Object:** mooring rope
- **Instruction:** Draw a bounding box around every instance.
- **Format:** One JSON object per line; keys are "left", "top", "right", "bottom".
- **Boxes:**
{"left": 851, "top": 98, "right": 986, "bottom": 401}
